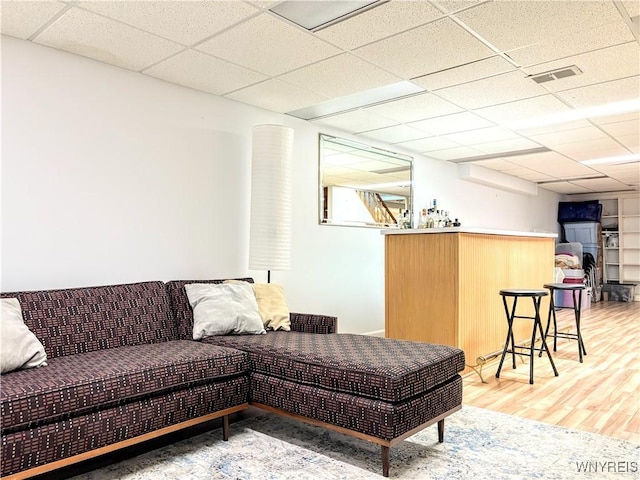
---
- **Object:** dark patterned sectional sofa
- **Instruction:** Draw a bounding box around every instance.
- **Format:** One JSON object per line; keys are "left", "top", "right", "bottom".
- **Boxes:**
{"left": 1, "top": 279, "right": 465, "bottom": 479}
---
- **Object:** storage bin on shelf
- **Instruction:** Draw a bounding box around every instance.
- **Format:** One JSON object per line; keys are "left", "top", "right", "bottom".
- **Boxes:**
{"left": 563, "top": 222, "right": 599, "bottom": 245}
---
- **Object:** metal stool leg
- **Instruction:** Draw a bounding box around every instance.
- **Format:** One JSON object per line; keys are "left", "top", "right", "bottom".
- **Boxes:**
{"left": 528, "top": 297, "right": 537, "bottom": 384}
{"left": 496, "top": 296, "right": 515, "bottom": 379}
{"left": 540, "top": 287, "right": 555, "bottom": 358}
{"left": 536, "top": 296, "right": 558, "bottom": 379}
{"left": 572, "top": 289, "right": 587, "bottom": 362}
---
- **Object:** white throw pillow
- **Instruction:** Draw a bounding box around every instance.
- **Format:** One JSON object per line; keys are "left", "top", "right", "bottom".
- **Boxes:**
{"left": 253, "top": 284, "right": 291, "bottom": 331}
{"left": 186, "top": 283, "right": 266, "bottom": 339}
{"left": 1, "top": 298, "right": 48, "bottom": 374}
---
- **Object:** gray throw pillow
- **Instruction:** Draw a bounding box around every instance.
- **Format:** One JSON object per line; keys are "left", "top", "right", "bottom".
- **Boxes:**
{"left": 1, "top": 298, "right": 48, "bottom": 374}
{"left": 186, "top": 283, "right": 266, "bottom": 339}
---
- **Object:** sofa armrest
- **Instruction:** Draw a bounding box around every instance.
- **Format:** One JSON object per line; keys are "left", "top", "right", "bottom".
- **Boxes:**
{"left": 289, "top": 313, "right": 337, "bottom": 334}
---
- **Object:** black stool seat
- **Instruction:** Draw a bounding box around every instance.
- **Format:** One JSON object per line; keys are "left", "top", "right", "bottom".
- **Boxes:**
{"left": 496, "top": 289, "right": 558, "bottom": 384}
{"left": 543, "top": 283, "right": 586, "bottom": 291}
{"left": 542, "top": 283, "right": 587, "bottom": 363}
{"left": 500, "top": 289, "right": 548, "bottom": 297}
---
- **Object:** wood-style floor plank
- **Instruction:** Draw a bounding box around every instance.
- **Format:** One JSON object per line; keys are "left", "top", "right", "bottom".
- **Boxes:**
{"left": 463, "top": 299, "right": 640, "bottom": 443}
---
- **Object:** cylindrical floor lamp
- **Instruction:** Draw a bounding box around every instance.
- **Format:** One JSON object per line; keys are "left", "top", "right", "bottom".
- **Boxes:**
{"left": 249, "top": 125, "right": 294, "bottom": 283}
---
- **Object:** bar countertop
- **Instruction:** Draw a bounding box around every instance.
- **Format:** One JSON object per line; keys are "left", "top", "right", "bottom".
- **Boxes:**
{"left": 382, "top": 227, "right": 558, "bottom": 238}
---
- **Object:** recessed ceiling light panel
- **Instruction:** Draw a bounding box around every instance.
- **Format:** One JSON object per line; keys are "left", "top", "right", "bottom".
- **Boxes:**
{"left": 270, "top": 1, "right": 384, "bottom": 31}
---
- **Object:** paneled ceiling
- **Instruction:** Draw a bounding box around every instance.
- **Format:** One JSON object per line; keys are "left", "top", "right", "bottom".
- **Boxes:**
{"left": 2, "top": 0, "right": 639, "bottom": 195}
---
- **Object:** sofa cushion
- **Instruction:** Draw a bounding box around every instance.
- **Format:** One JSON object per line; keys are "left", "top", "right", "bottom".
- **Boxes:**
{"left": 0, "top": 282, "right": 176, "bottom": 359}
{"left": 1, "top": 340, "right": 248, "bottom": 433}
{"left": 166, "top": 279, "right": 254, "bottom": 340}
{"left": 251, "top": 372, "right": 462, "bottom": 441}
{"left": 204, "top": 332, "right": 465, "bottom": 403}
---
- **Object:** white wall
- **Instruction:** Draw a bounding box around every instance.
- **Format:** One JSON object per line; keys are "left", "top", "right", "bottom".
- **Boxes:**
{"left": 0, "top": 36, "right": 562, "bottom": 333}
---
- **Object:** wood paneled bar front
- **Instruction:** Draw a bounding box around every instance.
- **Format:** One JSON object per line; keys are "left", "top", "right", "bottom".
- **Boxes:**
{"left": 383, "top": 228, "right": 557, "bottom": 374}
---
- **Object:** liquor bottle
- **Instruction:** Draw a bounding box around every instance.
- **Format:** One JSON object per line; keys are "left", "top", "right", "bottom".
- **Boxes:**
{"left": 419, "top": 208, "right": 427, "bottom": 228}
{"left": 427, "top": 209, "right": 434, "bottom": 228}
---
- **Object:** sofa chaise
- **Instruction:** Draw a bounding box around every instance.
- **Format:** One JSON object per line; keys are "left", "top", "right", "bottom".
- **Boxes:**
{"left": 1, "top": 279, "right": 465, "bottom": 478}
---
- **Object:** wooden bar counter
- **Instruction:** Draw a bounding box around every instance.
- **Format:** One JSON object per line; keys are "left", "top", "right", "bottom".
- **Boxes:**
{"left": 383, "top": 227, "right": 557, "bottom": 374}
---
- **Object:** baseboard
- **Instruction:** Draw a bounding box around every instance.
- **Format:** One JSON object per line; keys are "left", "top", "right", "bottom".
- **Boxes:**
{"left": 362, "top": 329, "right": 385, "bottom": 337}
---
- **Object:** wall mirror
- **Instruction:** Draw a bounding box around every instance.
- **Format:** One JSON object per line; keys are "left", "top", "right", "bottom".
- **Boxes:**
{"left": 319, "top": 134, "right": 413, "bottom": 228}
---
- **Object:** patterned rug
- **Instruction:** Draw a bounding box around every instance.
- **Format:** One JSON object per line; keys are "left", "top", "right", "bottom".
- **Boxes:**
{"left": 72, "top": 406, "right": 638, "bottom": 480}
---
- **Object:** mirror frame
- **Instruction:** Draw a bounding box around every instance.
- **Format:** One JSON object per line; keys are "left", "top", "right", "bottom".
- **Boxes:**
{"left": 318, "top": 134, "right": 413, "bottom": 229}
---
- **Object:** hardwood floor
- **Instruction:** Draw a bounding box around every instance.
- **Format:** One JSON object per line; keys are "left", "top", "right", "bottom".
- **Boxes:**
{"left": 462, "top": 298, "right": 640, "bottom": 443}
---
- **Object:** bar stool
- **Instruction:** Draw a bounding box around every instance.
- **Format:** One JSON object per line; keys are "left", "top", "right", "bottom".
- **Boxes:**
{"left": 542, "top": 283, "right": 587, "bottom": 363}
{"left": 496, "top": 289, "right": 559, "bottom": 385}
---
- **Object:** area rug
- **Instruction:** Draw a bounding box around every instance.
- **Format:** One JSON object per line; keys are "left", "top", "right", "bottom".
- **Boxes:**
{"left": 72, "top": 406, "right": 638, "bottom": 480}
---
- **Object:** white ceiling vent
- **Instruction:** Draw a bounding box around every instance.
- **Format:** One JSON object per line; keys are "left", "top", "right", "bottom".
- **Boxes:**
{"left": 528, "top": 66, "right": 583, "bottom": 84}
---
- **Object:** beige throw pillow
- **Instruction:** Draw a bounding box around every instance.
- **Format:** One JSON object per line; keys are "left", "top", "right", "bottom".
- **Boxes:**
{"left": 186, "top": 283, "right": 266, "bottom": 339}
{"left": 1, "top": 298, "right": 48, "bottom": 374}
{"left": 253, "top": 284, "right": 291, "bottom": 331}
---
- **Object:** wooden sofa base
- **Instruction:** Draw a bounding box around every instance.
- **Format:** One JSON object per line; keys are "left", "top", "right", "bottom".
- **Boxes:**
{"left": 3, "top": 404, "right": 248, "bottom": 480}
{"left": 251, "top": 401, "right": 462, "bottom": 477}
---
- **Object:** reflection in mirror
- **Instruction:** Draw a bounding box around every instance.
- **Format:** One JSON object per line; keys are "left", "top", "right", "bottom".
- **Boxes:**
{"left": 319, "top": 134, "right": 413, "bottom": 228}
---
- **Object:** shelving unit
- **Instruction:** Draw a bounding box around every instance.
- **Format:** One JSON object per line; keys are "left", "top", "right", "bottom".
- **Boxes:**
{"left": 595, "top": 195, "right": 639, "bottom": 301}
{"left": 601, "top": 198, "right": 620, "bottom": 284}
{"left": 620, "top": 197, "right": 640, "bottom": 289}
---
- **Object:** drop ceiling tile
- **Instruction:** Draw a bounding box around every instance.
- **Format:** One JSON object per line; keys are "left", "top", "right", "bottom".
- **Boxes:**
{"left": 556, "top": 76, "right": 640, "bottom": 109}
{"left": 34, "top": 7, "right": 184, "bottom": 71}
{"left": 551, "top": 137, "right": 628, "bottom": 156}
{"left": 621, "top": 0, "right": 640, "bottom": 18}
{"left": 540, "top": 182, "right": 592, "bottom": 194}
{"left": 442, "top": 126, "right": 520, "bottom": 145}
{"left": 427, "top": 146, "right": 486, "bottom": 161}
{"left": 474, "top": 95, "right": 573, "bottom": 125}
{"left": 592, "top": 111, "right": 640, "bottom": 125}
{"left": 408, "top": 111, "right": 495, "bottom": 136}
{"left": 79, "top": 1, "right": 258, "bottom": 45}
{"left": 529, "top": 126, "right": 610, "bottom": 147}
{"left": 197, "top": 13, "right": 340, "bottom": 76}
{"left": 226, "top": 79, "right": 329, "bottom": 113}
{"left": 394, "top": 136, "right": 460, "bottom": 153}
{"left": 509, "top": 170, "right": 556, "bottom": 182}
{"left": 597, "top": 174, "right": 638, "bottom": 188}
{"left": 516, "top": 119, "right": 593, "bottom": 137}
{"left": 436, "top": 71, "right": 548, "bottom": 110}
{"left": 249, "top": 1, "right": 281, "bottom": 9}
{"left": 412, "top": 56, "right": 516, "bottom": 91}
{"left": 455, "top": 0, "right": 621, "bottom": 52}
{"left": 599, "top": 119, "right": 640, "bottom": 137}
{"left": 357, "top": 125, "right": 429, "bottom": 144}
{"left": 570, "top": 177, "right": 633, "bottom": 191}
{"left": 277, "top": 54, "right": 401, "bottom": 99}
{"left": 522, "top": 43, "right": 640, "bottom": 93}
{"left": 144, "top": 50, "right": 267, "bottom": 96}
{"left": 312, "top": 109, "right": 399, "bottom": 133}
{"left": 592, "top": 163, "right": 640, "bottom": 176}
{"left": 562, "top": 146, "right": 633, "bottom": 162}
{"left": 508, "top": 152, "right": 598, "bottom": 178}
{"left": 354, "top": 17, "right": 495, "bottom": 79}
{"left": 616, "top": 134, "right": 640, "bottom": 151}
{"left": 506, "top": 21, "right": 634, "bottom": 67}
{"left": 0, "top": 1, "right": 66, "bottom": 39}
{"left": 470, "top": 158, "right": 518, "bottom": 170}
{"left": 474, "top": 138, "right": 542, "bottom": 155}
{"left": 316, "top": 1, "right": 444, "bottom": 50}
{"left": 364, "top": 93, "right": 463, "bottom": 124}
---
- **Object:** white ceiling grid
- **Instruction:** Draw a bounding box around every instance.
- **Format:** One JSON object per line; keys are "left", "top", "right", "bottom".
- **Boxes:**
{"left": 0, "top": 0, "right": 638, "bottom": 194}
